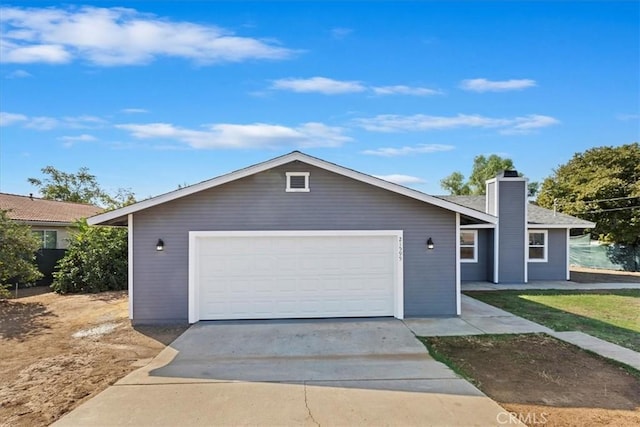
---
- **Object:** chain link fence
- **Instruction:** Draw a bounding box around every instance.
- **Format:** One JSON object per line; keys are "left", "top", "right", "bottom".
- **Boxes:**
{"left": 570, "top": 235, "right": 640, "bottom": 272}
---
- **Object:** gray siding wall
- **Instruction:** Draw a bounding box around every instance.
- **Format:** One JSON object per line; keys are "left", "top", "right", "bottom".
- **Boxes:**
{"left": 132, "top": 161, "right": 458, "bottom": 323}
{"left": 461, "top": 229, "right": 492, "bottom": 281}
{"left": 528, "top": 229, "right": 567, "bottom": 280}
{"left": 497, "top": 180, "right": 526, "bottom": 283}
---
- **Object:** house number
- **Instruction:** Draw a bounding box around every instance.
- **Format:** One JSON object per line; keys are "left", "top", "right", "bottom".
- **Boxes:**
{"left": 398, "top": 236, "right": 403, "bottom": 261}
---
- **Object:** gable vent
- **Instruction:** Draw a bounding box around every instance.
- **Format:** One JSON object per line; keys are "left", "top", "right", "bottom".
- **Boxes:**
{"left": 286, "top": 172, "right": 310, "bottom": 192}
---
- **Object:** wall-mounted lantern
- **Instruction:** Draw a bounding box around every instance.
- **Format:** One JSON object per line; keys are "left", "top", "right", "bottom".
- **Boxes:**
{"left": 426, "top": 237, "right": 434, "bottom": 250}
{"left": 156, "top": 239, "right": 165, "bottom": 251}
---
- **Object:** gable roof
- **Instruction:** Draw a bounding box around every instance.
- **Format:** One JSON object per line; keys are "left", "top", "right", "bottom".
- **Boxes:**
{"left": 0, "top": 192, "right": 103, "bottom": 225}
{"left": 89, "top": 151, "right": 498, "bottom": 226}
{"left": 438, "top": 195, "right": 595, "bottom": 228}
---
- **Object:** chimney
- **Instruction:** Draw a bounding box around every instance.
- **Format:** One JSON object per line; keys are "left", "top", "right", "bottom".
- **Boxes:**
{"left": 486, "top": 170, "right": 528, "bottom": 284}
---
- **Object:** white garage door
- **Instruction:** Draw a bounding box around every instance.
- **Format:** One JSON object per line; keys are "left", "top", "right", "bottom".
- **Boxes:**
{"left": 189, "top": 231, "right": 403, "bottom": 322}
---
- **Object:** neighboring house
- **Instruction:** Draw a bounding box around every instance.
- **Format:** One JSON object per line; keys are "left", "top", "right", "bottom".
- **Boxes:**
{"left": 0, "top": 192, "right": 103, "bottom": 284}
{"left": 88, "top": 152, "right": 594, "bottom": 324}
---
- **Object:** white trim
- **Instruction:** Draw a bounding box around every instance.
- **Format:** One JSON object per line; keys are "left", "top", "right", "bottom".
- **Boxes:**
{"left": 459, "top": 229, "right": 478, "bottom": 263}
{"left": 524, "top": 179, "right": 529, "bottom": 283}
{"left": 566, "top": 228, "right": 571, "bottom": 281}
{"left": 88, "top": 152, "right": 498, "bottom": 226}
{"left": 188, "top": 230, "right": 404, "bottom": 323}
{"left": 455, "top": 213, "right": 461, "bottom": 316}
{"left": 460, "top": 223, "right": 495, "bottom": 229}
{"left": 527, "top": 229, "right": 548, "bottom": 263}
{"left": 527, "top": 223, "right": 596, "bottom": 229}
{"left": 396, "top": 233, "right": 404, "bottom": 319}
{"left": 493, "top": 180, "right": 500, "bottom": 283}
{"left": 127, "top": 214, "right": 133, "bottom": 320}
{"left": 285, "top": 172, "right": 310, "bottom": 192}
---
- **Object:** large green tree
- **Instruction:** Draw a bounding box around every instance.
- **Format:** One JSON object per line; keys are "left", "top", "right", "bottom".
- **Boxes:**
{"left": 28, "top": 166, "right": 134, "bottom": 208}
{"left": 537, "top": 143, "right": 640, "bottom": 249}
{"left": 441, "top": 154, "right": 538, "bottom": 196}
{"left": 0, "top": 210, "right": 43, "bottom": 297}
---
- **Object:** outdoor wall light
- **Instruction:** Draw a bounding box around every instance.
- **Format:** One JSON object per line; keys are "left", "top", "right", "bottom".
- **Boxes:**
{"left": 426, "top": 237, "right": 434, "bottom": 250}
{"left": 156, "top": 239, "right": 165, "bottom": 251}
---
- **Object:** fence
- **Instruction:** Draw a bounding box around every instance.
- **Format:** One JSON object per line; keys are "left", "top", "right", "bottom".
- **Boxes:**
{"left": 570, "top": 235, "right": 640, "bottom": 272}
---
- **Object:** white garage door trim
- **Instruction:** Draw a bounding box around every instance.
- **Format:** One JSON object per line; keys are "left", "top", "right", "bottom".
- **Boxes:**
{"left": 188, "top": 230, "right": 404, "bottom": 323}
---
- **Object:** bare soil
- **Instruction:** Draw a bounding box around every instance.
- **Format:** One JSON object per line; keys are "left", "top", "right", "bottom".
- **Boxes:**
{"left": 424, "top": 334, "right": 640, "bottom": 427}
{"left": 0, "top": 291, "right": 187, "bottom": 427}
{"left": 570, "top": 266, "right": 640, "bottom": 283}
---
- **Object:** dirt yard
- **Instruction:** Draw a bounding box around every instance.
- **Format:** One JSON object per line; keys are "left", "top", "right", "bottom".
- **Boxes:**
{"left": 571, "top": 266, "right": 640, "bottom": 283}
{"left": 0, "top": 290, "right": 187, "bottom": 427}
{"left": 424, "top": 334, "right": 640, "bottom": 427}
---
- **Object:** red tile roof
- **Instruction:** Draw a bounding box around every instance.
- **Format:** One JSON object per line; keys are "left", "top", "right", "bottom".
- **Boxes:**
{"left": 0, "top": 192, "right": 103, "bottom": 224}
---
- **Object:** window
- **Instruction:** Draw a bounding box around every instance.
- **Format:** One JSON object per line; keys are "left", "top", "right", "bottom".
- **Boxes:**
{"left": 528, "top": 230, "right": 547, "bottom": 262}
{"left": 286, "top": 172, "right": 310, "bottom": 192}
{"left": 33, "top": 230, "right": 57, "bottom": 249}
{"left": 460, "top": 230, "right": 478, "bottom": 262}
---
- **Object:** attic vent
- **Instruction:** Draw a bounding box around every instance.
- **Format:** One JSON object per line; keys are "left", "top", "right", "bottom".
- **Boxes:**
{"left": 503, "top": 170, "right": 519, "bottom": 178}
{"left": 286, "top": 172, "right": 310, "bottom": 192}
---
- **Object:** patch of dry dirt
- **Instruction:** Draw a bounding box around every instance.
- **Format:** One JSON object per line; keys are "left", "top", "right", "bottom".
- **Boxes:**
{"left": 0, "top": 291, "right": 187, "bottom": 427}
{"left": 424, "top": 334, "right": 640, "bottom": 427}
{"left": 571, "top": 267, "right": 640, "bottom": 283}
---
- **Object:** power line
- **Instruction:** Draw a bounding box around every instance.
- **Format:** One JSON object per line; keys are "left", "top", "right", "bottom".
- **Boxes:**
{"left": 576, "top": 205, "right": 640, "bottom": 214}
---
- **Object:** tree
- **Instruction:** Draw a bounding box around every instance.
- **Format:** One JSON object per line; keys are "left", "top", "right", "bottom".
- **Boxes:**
{"left": 52, "top": 219, "right": 127, "bottom": 293}
{"left": 537, "top": 143, "right": 640, "bottom": 250}
{"left": 0, "top": 210, "right": 43, "bottom": 297}
{"left": 28, "top": 166, "right": 135, "bottom": 209}
{"left": 440, "top": 154, "right": 538, "bottom": 196}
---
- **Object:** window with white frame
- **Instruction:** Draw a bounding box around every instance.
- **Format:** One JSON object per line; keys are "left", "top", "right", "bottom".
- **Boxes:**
{"left": 528, "top": 230, "right": 548, "bottom": 262}
{"left": 32, "top": 230, "right": 57, "bottom": 249}
{"left": 460, "top": 230, "right": 478, "bottom": 262}
{"left": 286, "top": 172, "right": 310, "bottom": 192}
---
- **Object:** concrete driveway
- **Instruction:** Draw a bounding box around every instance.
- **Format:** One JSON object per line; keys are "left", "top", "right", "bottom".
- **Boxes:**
{"left": 54, "top": 318, "right": 514, "bottom": 426}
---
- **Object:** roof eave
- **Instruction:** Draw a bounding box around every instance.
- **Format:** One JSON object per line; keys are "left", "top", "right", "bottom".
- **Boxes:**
{"left": 89, "top": 152, "right": 498, "bottom": 225}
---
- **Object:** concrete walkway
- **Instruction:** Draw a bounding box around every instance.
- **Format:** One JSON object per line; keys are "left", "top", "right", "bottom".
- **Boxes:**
{"left": 54, "top": 319, "right": 516, "bottom": 426}
{"left": 462, "top": 280, "right": 640, "bottom": 291}
{"left": 423, "top": 283, "right": 640, "bottom": 372}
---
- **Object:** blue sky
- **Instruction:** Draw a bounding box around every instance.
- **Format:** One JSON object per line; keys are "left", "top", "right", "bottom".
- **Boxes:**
{"left": 1, "top": 1, "right": 638, "bottom": 201}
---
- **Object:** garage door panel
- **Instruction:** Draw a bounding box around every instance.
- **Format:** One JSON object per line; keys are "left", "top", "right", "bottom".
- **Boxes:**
{"left": 193, "top": 233, "right": 399, "bottom": 320}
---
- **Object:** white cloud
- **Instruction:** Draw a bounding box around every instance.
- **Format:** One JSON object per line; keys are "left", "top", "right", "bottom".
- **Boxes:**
{"left": 330, "top": 27, "right": 353, "bottom": 39}
{"left": 0, "top": 112, "right": 108, "bottom": 130}
{"left": 616, "top": 113, "right": 640, "bottom": 121}
{"left": 354, "top": 113, "right": 559, "bottom": 134}
{"left": 374, "top": 174, "right": 426, "bottom": 185}
{"left": 5, "top": 69, "right": 32, "bottom": 78}
{"left": 371, "top": 85, "right": 442, "bottom": 96}
{"left": 25, "top": 116, "right": 59, "bottom": 130}
{"left": 117, "top": 121, "right": 352, "bottom": 149}
{"left": 0, "top": 111, "right": 27, "bottom": 126}
{"left": 460, "top": 78, "right": 536, "bottom": 92}
{"left": 58, "top": 134, "right": 97, "bottom": 147}
{"left": 498, "top": 114, "right": 560, "bottom": 135}
{"left": 58, "top": 134, "right": 97, "bottom": 142}
{"left": 121, "top": 108, "right": 149, "bottom": 114}
{"left": 363, "top": 144, "right": 455, "bottom": 157}
{"left": 271, "top": 77, "right": 366, "bottom": 94}
{"left": 0, "top": 6, "right": 295, "bottom": 66}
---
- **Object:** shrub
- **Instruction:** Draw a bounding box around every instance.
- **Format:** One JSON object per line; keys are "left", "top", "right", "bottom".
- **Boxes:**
{"left": 0, "top": 210, "right": 43, "bottom": 298}
{"left": 52, "top": 219, "right": 127, "bottom": 293}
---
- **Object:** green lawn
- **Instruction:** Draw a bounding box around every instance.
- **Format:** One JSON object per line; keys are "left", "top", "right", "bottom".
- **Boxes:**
{"left": 464, "top": 289, "right": 640, "bottom": 352}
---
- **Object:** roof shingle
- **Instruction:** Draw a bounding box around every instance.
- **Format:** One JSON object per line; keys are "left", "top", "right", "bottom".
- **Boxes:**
{"left": 437, "top": 195, "right": 594, "bottom": 227}
{"left": 0, "top": 193, "right": 103, "bottom": 224}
